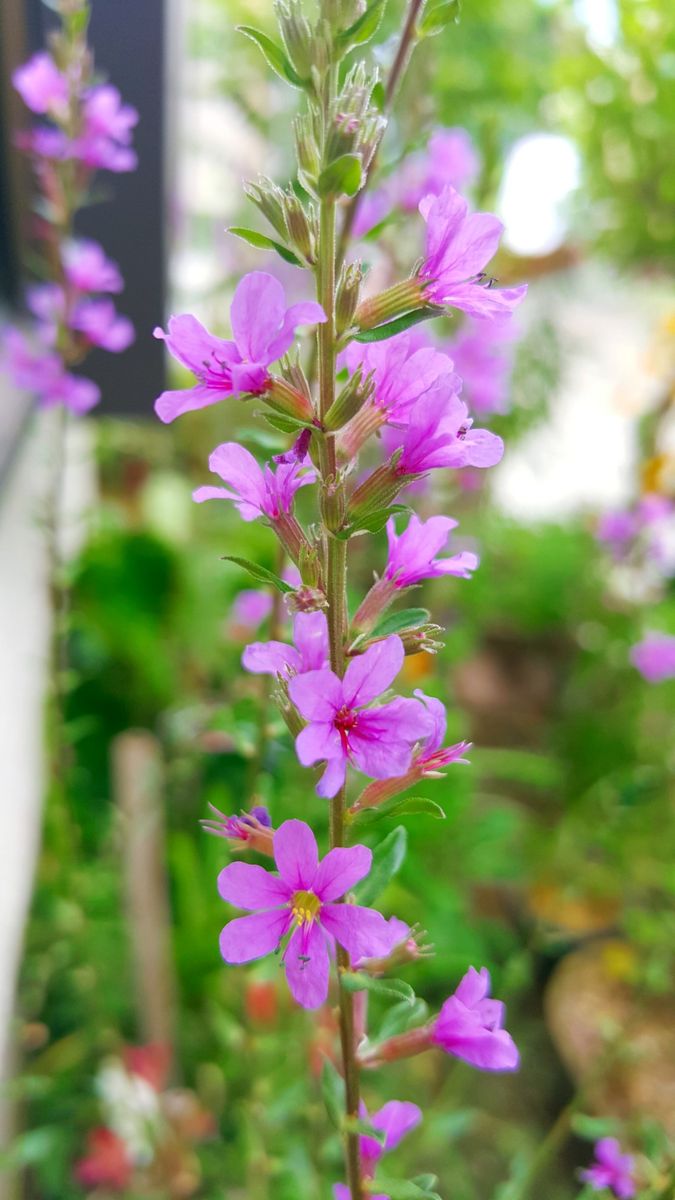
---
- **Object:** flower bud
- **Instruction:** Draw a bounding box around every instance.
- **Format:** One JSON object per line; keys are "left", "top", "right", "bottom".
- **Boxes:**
{"left": 326, "top": 64, "right": 386, "bottom": 167}
{"left": 243, "top": 177, "right": 288, "bottom": 240}
{"left": 320, "top": 0, "right": 365, "bottom": 33}
{"left": 263, "top": 376, "right": 315, "bottom": 423}
{"left": 283, "top": 192, "right": 317, "bottom": 264}
{"left": 359, "top": 1025, "right": 433, "bottom": 1069}
{"left": 298, "top": 540, "right": 323, "bottom": 589}
{"left": 399, "top": 623, "right": 445, "bottom": 655}
{"left": 274, "top": 678, "right": 305, "bottom": 737}
{"left": 285, "top": 584, "right": 328, "bottom": 614}
{"left": 355, "top": 278, "right": 433, "bottom": 332}
{"left": 275, "top": 0, "right": 314, "bottom": 78}
{"left": 320, "top": 476, "right": 347, "bottom": 533}
{"left": 294, "top": 113, "right": 321, "bottom": 194}
{"left": 348, "top": 458, "right": 404, "bottom": 525}
{"left": 323, "top": 365, "right": 373, "bottom": 432}
{"left": 335, "top": 260, "right": 363, "bottom": 335}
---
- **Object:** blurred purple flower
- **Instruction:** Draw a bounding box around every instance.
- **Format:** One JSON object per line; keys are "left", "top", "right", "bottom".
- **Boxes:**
{"left": 243, "top": 611, "right": 329, "bottom": 677}
{"left": 334, "top": 1100, "right": 422, "bottom": 1200}
{"left": 630, "top": 633, "right": 675, "bottom": 683}
{"left": 202, "top": 804, "right": 272, "bottom": 843}
{"left": 419, "top": 185, "right": 527, "bottom": 319}
{"left": 396, "top": 127, "right": 480, "bottom": 213}
{"left": 154, "top": 272, "right": 325, "bottom": 423}
{"left": 232, "top": 590, "right": 274, "bottom": 631}
{"left": 218, "top": 819, "right": 394, "bottom": 1009}
{"left": 352, "top": 188, "right": 392, "bottom": 239}
{"left": 71, "top": 300, "right": 135, "bottom": 352}
{"left": 395, "top": 386, "right": 504, "bottom": 474}
{"left": 432, "top": 966, "right": 519, "bottom": 1071}
{"left": 580, "top": 1138, "right": 636, "bottom": 1199}
{"left": 193, "top": 442, "right": 315, "bottom": 521}
{"left": 73, "top": 84, "right": 138, "bottom": 172}
{"left": 449, "top": 316, "right": 519, "bottom": 416}
{"left": 288, "top": 635, "right": 434, "bottom": 798}
{"left": 12, "top": 52, "right": 68, "bottom": 116}
{"left": 1, "top": 327, "right": 99, "bottom": 414}
{"left": 384, "top": 513, "right": 479, "bottom": 587}
{"left": 63, "top": 239, "right": 124, "bottom": 294}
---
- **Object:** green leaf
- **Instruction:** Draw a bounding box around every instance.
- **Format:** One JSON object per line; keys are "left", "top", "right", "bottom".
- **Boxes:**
{"left": 355, "top": 826, "right": 407, "bottom": 905}
{"left": 228, "top": 226, "right": 303, "bottom": 266}
{"left": 419, "top": 0, "right": 460, "bottom": 36}
{"left": 345, "top": 504, "right": 410, "bottom": 537}
{"left": 339, "top": 0, "right": 388, "bottom": 48}
{"left": 354, "top": 307, "right": 441, "bottom": 343}
{"left": 237, "top": 26, "right": 308, "bottom": 88}
{"left": 370, "top": 608, "right": 430, "bottom": 638}
{"left": 373, "top": 1177, "right": 441, "bottom": 1200}
{"left": 343, "top": 1116, "right": 387, "bottom": 1145}
{"left": 370, "top": 80, "right": 386, "bottom": 111}
{"left": 221, "top": 556, "right": 294, "bottom": 593}
{"left": 341, "top": 972, "right": 415, "bottom": 1003}
{"left": 412, "top": 1177, "right": 439, "bottom": 1191}
{"left": 318, "top": 154, "right": 363, "bottom": 199}
{"left": 570, "top": 1113, "right": 620, "bottom": 1140}
{"left": 321, "top": 1059, "right": 345, "bottom": 1129}
{"left": 260, "top": 411, "right": 311, "bottom": 433}
{"left": 376, "top": 997, "right": 428, "bottom": 1041}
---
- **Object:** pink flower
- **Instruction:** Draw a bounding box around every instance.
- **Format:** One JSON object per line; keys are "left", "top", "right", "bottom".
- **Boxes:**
{"left": 1, "top": 327, "right": 99, "bottom": 413}
{"left": 396, "top": 126, "right": 480, "bottom": 211}
{"left": 413, "top": 691, "right": 472, "bottom": 773}
{"left": 580, "top": 1138, "right": 636, "bottom": 1199}
{"left": 71, "top": 300, "right": 135, "bottom": 352}
{"left": 288, "top": 635, "right": 434, "bottom": 798}
{"left": 395, "top": 386, "right": 504, "bottom": 474}
{"left": 345, "top": 331, "right": 459, "bottom": 425}
{"left": 12, "top": 53, "right": 68, "bottom": 116}
{"left": 232, "top": 590, "right": 274, "bottom": 632}
{"left": 202, "top": 804, "right": 272, "bottom": 843}
{"left": 73, "top": 85, "right": 138, "bottom": 172}
{"left": 449, "top": 315, "right": 518, "bottom": 416}
{"left": 630, "top": 633, "right": 675, "bottom": 683}
{"left": 419, "top": 185, "right": 527, "bottom": 319}
{"left": 218, "top": 819, "right": 395, "bottom": 1008}
{"left": 334, "top": 1100, "right": 422, "bottom": 1200}
{"left": 154, "top": 272, "right": 326, "bottom": 423}
{"left": 193, "top": 442, "right": 315, "bottom": 521}
{"left": 243, "top": 611, "right": 329, "bottom": 677}
{"left": 63, "top": 239, "right": 124, "bottom": 294}
{"left": 384, "top": 513, "right": 479, "bottom": 587}
{"left": 432, "top": 966, "right": 519, "bottom": 1071}
{"left": 352, "top": 188, "right": 392, "bottom": 239}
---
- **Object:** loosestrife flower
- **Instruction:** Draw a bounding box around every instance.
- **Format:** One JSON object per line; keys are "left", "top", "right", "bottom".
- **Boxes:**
{"left": 630, "top": 633, "right": 675, "bottom": 683}
{"left": 12, "top": 52, "right": 69, "bottom": 116}
{"left": 419, "top": 185, "right": 527, "bottom": 319}
{"left": 449, "top": 315, "right": 518, "bottom": 416}
{"left": 27, "top": 284, "right": 134, "bottom": 353}
{"left": 580, "top": 1138, "right": 636, "bottom": 1199}
{"left": 288, "top": 635, "right": 434, "bottom": 799}
{"left": 74, "top": 84, "right": 139, "bottom": 172}
{"left": 395, "top": 386, "right": 504, "bottom": 475}
{"left": 396, "top": 126, "right": 479, "bottom": 211}
{"left": 1, "top": 328, "right": 100, "bottom": 414}
{"left": 334, "top": 1100, "right": 422, "bottom": 1200}
{"left": 385, "top": 514, "right": 478, "bottom": 586}
{"left": 432, "top": 966, "right": 519, "bottom": 1071}
{"left": 201, "top": 804, "right": 274, "bottom": 856}
{"left": 218, "top": 819, "right": 396, "bottom": 1009}
{"left": 243, "top": 611, "right": 329, "bottom": 677}
{"left": 154, "top": 272, "right": 325, "bottom": 422}
{"left": 63, "top": 239, "right": 125, "bottom": 294}
{"left": 193, "top": 442, "right": 313, "bottom": 517}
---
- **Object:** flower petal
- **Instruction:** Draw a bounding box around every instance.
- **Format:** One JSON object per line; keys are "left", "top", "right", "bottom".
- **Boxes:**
{"left": 155, "top": 384, "right": 220, "bottom": 424}
{"left": 284, "top": 922, "right": 330, "bottom": 1010}
{"left": 242, "top": 640, "right": 302, "bottom": 676}
{"left": 293, "top": 611, "right": 330, "bottom": 672}
{"left": 265, "top": 301, "right": 327, "bottom": 362}
{"left": 217, "top": 861, "right": 289, "bottom": 910}
{"left": 313, "top": 845, "right": 373, "bottom": 902}
{"left": 316, "top": 756, "right": 348, "bottom": 799}
{"left": 321, "top": 903, "right": 395, "bottom": 961}
{"left": 370, "top": 1100, "right": 422, "bottom": 1154}
{"left": 230, "top": 271, "right": 285, "bottom": 363}
{"left": 219, "top": 908, "right": 290, "bottom": 964}
{"left": 342, "top": 635, "right": 404, "bottom": 708}
{"left": 288, "top": 667, "right": 343, "bottom": 720}
{"left": 454, "top": 965, "right": 490, "bottom": 1008}
{"left": 273, "top": 819, "right": 319, "bottom": 889}
{"left": 295, "top": 722, "right": 342, "bottom": 767}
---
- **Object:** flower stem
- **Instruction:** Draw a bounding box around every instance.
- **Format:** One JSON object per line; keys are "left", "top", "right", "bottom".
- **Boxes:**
{"left": 316, "top": 61, "right": 363, "bottom": 1200}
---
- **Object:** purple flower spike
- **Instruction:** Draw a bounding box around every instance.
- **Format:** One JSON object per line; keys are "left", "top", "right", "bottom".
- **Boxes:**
{"left": 385, "top": 514, "right": 479, "bottom": 588}
{"left": 13, "top": 52, "right": 68, "bottom": 116}
{"left": 396, "top": 386, "right": 504, "bottom": 475}
{"left": 288, "top": 635, "right": 434, "bottom": 798}
{"left": 334, "top": 1099, "right": 422, "bottom": 1200}
{"left": 242, "top": 611, "right": 329, "bottom": 678}
{"left": 432, "top": 966, "right": 519, "bottom": 1071}
{"left": 193, "top": 442, "right": 315, "bottom": 521}
{"left": 580, "top": 1138, "right": 636, "bottom": 1199}
{"left": 70, "top": 300, "right": 135, "bottom": 353}
{"left": 154, "top": 272, "right": 326, "bottom": 423}
{"left": 419, "top": 185, "right": 527, "bottom": 319}
{"left": 630, "top": 633, "right": 675, "bottom": 683}
{"left": 1, "top": 328, "right": 100, "bottom": 414}
{"left": 63, "top": 240, "right": 124, "bottom": 294}
{"left": 218, "top": 818, "right": 396, "bottom": 1009}
{"left": 72, "top": 85, "right": 139, "bottom": 173}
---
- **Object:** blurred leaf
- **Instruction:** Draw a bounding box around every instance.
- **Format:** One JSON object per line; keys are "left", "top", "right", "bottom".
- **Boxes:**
{"left": 355, "top": 826, "right": 407, "bottom": 905}
{"left": 343, "top": 1116, "right": 387, "bottom": 1144}
{"left": 374, "top": 1177, "right": 441, "bottom": 1200}
{"left": 321, "top": 1058, "right": 345, "bottom": 1129}
{"left": 237, "top": 26, "right": 308, "bottom": 88}
{"left": 570, "top": 1113, "right": 621, "bottom": 1141}
{"left": 221, "top": 556, "right": 294, "bottom": 593}
{"left": 339, "top": 0, "right": 388, "bottom": 49}
{"left": 341, "top": 972, "right": 415, "bottom": 1002}
{"left": 375, "top": 997, "right": 428, "bottom": 1041}
{"left": 318, "top": 154, "right": 363, "bottom": 198}
{"left": 412, "top": 1178, "right": 439, "bottom": 1192}
{"left": 228, "top": 226, "right": 303, "bottom": 265}
{"left": 354, "top": 308, "right": 440, "bottom": 343}
{"left": 353, "top": 796, "right": 446, "bottom": 826}
{"left": 419, "top": 0, "right": 460, "bottom": 37}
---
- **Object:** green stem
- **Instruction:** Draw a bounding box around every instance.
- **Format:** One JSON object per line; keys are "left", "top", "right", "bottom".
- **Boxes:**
{"left": 316, "top": 61, "right": 363, "bottom": 1200}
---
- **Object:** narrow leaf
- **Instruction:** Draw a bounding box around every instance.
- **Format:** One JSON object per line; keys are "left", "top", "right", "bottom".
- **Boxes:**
{"left": 412, "top": 1178, "right": 440, "bottom": 1192}
{"left": 343, "top": 1116, "right": 387, "bottom": 1145}
{"left": 339, "top": 0, "right": 388, "bottom": 48}
{"left": 354, "top": 826, "right": 407, "bottom": 906}
{"left": 419, "top": 0, "right": 460, "bottom": 36}
{"left": 354, "top": 307, "right": 441, "bottom": 343}
{"left": 318, "top": 154, "right": 363, "bottom": 199}
{"left": 321, "top": 1059, "right": 345, "bottom": 1129}
{"left": 340, "top": 972, "right": 415, "bottom": 1003}
{"left": 373, "top": 1177, "right": 441, "bottom": 1200}
{"left": 370, "top": 608, "right": 430, "bottom": 639}
{"left": 221, "top": 556, "right": 293, "bottom": 593}
{"left": 237, "top": 26, "right": 308, "bottom": 88}
{"left": 260, "top": 411, "right": 311, "bottom": 434}
{"left": 375, "top": 997, "right": 428, "bottom": 1042}
{"left": 228, "top": 226, "right": 303, "bottom": 266}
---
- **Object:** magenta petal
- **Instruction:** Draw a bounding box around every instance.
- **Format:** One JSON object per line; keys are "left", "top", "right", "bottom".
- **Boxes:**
{"left": 295, "top": 722, "right": 342, "bottom": 767}
{"left": 155, "top": 384, "right": 218, "bottom": 423}
{"left": 265, "top": 301, "right": 327, "bottom": 362}
{"left": 321, "top": 903, "right": 395, "bottom": 961}
{"left": 293, "top": 611, "right": 330, "bottom": 672}
{"left": 333, "top": 1186, "right": 351, "bottom": 1200}
{"left": 284, "top": 922, "right": 330, "bottom": 1009}
{"left": 288, "top": 668, "right": 343, "bottom": 720}
{"left": 217, "top": 861, "right": 289, "bottom": 910}
{"left": 242, "top": 640, "right": 302, "bottom": 676}
{"left": 342, "top": 635, "right": 404, "bottom": 708}
{"left": 370, "top": 1100, "right": 422, "bottom": 1154}
{"left": 219, "top": 908, "right": 289, "bottom": 964}
{"left": 230, "top": 271, "right": 285, "bottom": 362}
{"left": 316, "top": 756, "right": 348, "bottom": 799}
{"left": 454, "top": 965, "right": 490, "bottom": 1008}
{"left": 274, "top": 819, "right": 319, "bottom": 889}
{"left": 313, "top": 845, "right": 373, "bottom": 902}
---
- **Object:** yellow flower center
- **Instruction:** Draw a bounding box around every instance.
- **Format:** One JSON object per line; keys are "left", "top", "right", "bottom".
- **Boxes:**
{"left": 290, "top": 889, "right": 321, "bottom": 926}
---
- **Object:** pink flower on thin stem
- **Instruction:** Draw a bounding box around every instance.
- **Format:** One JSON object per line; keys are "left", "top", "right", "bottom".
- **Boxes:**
{"left": 630, "top": 633, "right": 675, "bottom": 683}
{"left": 63, "top": 239, "right": 124, "bottom": 294}
{"left": 395, "top": 386, "right": 504, "bottom": 474}
{"left": 385, "top": 514, "right": 478, "bottom": 586}
{"left": 72, "top": 85, "right": 139, "bottom": 172}
{"left": 334, "top": 1100, "right": 422, "bottom": 1200}
{"left": 243, "top": 611, "right": 329, "bottom": 677}
{"left": 218, "top": 819, "right": 396, "bottom": 1009}
{"left": 12, "top": 53, "right": 68, "bottom": 116}
{"left": 580, "top": 1139, "right": 636, "bottom": 1199}
{"left": 432, "top": 966, "right": 519, "bottom": 1071}
{"left": 154, "top": 272, "right": 325, "bottom": 423}
{"left": 396, "top": 126, "right": 480, "bottom": 212}
{"left": 288, "top": 635, "right": 434, "bottom": 798}
{"left": 419, "top": 185, "right": 527, "bottom": 319}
